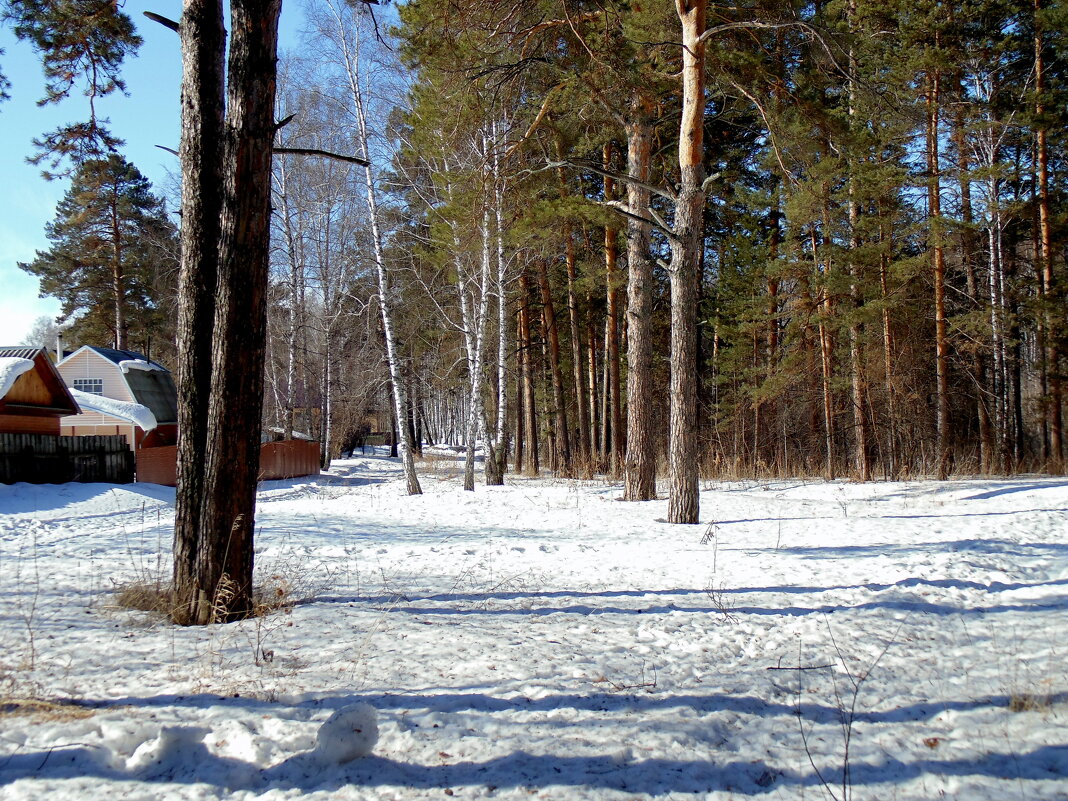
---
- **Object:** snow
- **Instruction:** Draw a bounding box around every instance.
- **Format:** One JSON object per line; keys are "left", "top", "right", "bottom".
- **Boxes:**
{"left": 316, "top": 703, "right": 379, "bottom": 763}
{"left": 0, "top": 357, "right": 34, "bottom": 399}
{"left": 0, "top": 457, "right": 1066, "bottom": 800}
{"left": 117, "top": 359, "right": 166, "bottom": 374}
{"left": 68, "top": 387, "right": 158, "bottom": 432}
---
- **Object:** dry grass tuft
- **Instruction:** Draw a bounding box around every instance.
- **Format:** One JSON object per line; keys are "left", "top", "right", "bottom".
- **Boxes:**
{"left": 0, "top": 698, "right": 97, "bottom": 721}
{"left": 113, "top": 580, "right": 173, "bottom": 617}
{"left": 253, "top": 575, "right": 296, "bottom": 616}
{"left": 1008, "top": 692, "right": 1053, "bottom": 713}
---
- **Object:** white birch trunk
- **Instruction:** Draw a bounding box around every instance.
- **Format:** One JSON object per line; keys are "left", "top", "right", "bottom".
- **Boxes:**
{"left": 333, "top": 0, "right": 421, "bottom": 494}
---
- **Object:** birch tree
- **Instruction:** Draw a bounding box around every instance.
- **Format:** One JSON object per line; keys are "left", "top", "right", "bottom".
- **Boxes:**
{"left": 309, "top": 0, "right": 422, "bottom": 494}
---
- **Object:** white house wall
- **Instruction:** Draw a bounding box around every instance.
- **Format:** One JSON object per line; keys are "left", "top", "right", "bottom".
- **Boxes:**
{"left": 58, "top": 350, "right": 136, "bottom": 402}
{"left": 61, "top": 419, "right": 138, "bottom": 447}
{"left": 57, "top": 349, "right": 138, "bottom": 440}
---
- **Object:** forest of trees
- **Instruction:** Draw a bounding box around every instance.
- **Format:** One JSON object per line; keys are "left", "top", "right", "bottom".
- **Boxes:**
{"left": 266, "top": 0, "right": 1066, "bottom": 495}
{"left": 9, "top": 0, "right": 1066, "bottom": 618}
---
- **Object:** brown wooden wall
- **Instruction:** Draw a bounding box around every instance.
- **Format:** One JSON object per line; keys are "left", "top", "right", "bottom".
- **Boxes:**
{"left": 135, "top": 440, "right": 320, "bottom": 486}
{"left": 259, "top": 440, "right": 321, "bottom": 480}
{"left": 135, "top": 444, "right": 177, "bottom": 486}
{"left": 0, "top": 414, "right": 61, "bottom": 436}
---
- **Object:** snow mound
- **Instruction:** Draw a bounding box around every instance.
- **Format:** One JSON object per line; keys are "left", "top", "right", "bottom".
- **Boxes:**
{"left": 118, "top": 358, "right": 166, "bottom": 373}
{"left": 69, "top": 387, "right": 157, "bottom": 432}
{"left": 0, "top": 356, "right": 34, "bottom": 399}
{"left": 126, "top": 725, "right": 210, "bottom": 776}
{"left": 315, "top": 703, "right": 378, "bottom": 763}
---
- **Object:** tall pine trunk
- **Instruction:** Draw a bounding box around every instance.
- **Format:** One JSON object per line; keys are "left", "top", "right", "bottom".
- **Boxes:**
{"left": 518, "top": 269, "right": 539, "bottom": 475}
{"left": 927, "top": 67, "right": 951, "bottom": 479}
{"left": 555, "top": 147, "right": 590, "bottom": 473}
{"left": 604, "top": 142, "right": 624, "bottom": 478}
{"left": 845, "top": 4, "right": 871, "bottom": 481}
{"left": 1035, "top": 0, "right": 1062, "bottom": 470}
{"left": 623, "top": 92, "right": 656, "bottom": 501}
{"left": 537, "top": 259, "right": 572, "bottom": 474}
{"left": 666, "top": 0, "right": 706, "bottom": 525}
{"left": 194, "top": 0, "right": 281, "bottom": 623}
{"left": 171, "top": 0, "right": 226, "bottom": 625}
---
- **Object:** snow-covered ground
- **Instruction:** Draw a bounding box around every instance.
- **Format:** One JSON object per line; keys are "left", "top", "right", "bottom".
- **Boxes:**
{"left": 1, "top": 454, "right": 1066, "bottom": 800}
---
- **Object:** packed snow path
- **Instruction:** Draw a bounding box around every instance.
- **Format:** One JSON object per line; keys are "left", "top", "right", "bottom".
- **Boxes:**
{"left": 1, "top": 455, "right": 1066, "bottom": 800}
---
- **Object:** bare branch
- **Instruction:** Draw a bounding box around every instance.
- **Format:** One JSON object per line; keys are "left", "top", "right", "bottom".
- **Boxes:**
{"left": 504, "top": 83, "right": 564, "bottom": 159}
{"left": 700, "top": 170, "right": 722, "bottom": 193}
{"left": 273, "top": 147, "right": 369, "bottom": 166}
{"left": 143, "top": 11, "right": 179, "bottom": 32}
{"left": 516, "top": 10, "right": 603, "bottom": 41}
{"left": 647, "top": 205, "right": 672, "bottom": 234}
{"left": 699, "top": 20, "right": 850, "bottom": 81}
{"left": 547, "top": 159, "right": 677, "bottom": 203}
{"left": 596, "top": 199, "right": 678, "bottom": 243}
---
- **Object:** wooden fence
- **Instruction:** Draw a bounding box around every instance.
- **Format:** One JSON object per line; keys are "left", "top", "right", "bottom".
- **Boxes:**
{"left": 259, "top": 440, "right": 321, "bottom": 481}
{"left": 135, "top": 440, "right": 321, "bottom": 486}
{"left": 0, "top": 433, "right": 135, "bottom": 485}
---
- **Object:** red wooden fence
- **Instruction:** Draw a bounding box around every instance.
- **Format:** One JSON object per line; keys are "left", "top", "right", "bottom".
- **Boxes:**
{"left": 135, "top": 440, "right": 320, "bottom": 486}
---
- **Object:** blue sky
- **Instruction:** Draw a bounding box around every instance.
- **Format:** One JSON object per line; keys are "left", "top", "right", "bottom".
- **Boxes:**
{"left": 0, "top": 1, "right": 306, "bottom": 345}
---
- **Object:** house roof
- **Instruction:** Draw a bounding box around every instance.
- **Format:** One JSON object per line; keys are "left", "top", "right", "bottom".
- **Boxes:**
{"left": 0, "top": 347, "right": 79, "bottom": 415}
{"left": 82, "top": 346, "right": 169, "bottom": 371}
{"left": 58, "top": 345, "right": 177, "bottom": 425}
{"left": 124, "top": 368, "right": 178, "bottom": 425}
{"left": 0, "top": 346, "right": 47, "bottom": 361}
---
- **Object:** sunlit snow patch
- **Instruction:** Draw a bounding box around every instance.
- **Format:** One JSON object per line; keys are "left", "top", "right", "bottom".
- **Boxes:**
{"left": 69, "top": 387, "right": 158, "bottom": 432}
{"left": 315, "top": 703, "right": 378, "bottom": 763}
{"left": 0, "top": 356, "right": 34, "bottom": 398}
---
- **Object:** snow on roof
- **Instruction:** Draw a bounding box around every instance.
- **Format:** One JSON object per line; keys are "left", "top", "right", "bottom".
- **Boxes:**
{"left": 60, "top": 346, "right": 170, "bottom": 373}
{"left": 69, "top": 387, "right": 158, "bottom": 432}
{"left": 0, "top": 357, "right": 35, "bottom": 400}
{"left": 118, "top": 358, "right": 167, "bottom": 374}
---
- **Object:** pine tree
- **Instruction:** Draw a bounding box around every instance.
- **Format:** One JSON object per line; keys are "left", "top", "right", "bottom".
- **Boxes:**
{"left": 19, "top": 154, "right": 177, "bottom": 353}
{"left": 2, "top": 0, "right": 141, "bottom": 176}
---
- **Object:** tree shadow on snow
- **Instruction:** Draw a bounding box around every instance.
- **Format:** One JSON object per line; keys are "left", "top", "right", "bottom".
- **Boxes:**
{"left": 379, "top": 595, "right": 1068, "bottom": 618}
{"left": 67, "top": 686, "right": 1068, "bottom": 729}
{"left": 311, "top": 574, "right": 1068, "bottom": 608}
{"left": 747, "top": 538, "right": 1068, "bottom": 560}
{"left": 1, "top": 733, "right": 1064, "bottom": 796}
{"left": 0, "top": 481, "right": 174, "bottom": 515}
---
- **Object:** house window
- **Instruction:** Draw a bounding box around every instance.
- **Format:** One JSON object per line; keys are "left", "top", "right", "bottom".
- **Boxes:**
{"left": 73, "top": 378, "right": 103, "bottom": 395}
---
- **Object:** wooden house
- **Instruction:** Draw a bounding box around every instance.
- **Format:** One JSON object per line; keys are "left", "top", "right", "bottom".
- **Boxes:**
{"left": 57, "top": 346, "right": 178, "bottom": 449}
{"left": 0, "top": 347, "right": 80, "bottom": 435}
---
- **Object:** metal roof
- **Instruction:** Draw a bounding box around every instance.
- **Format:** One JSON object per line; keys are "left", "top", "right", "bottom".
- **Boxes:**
{"left": 0, "top": 347, "right": 46, "bottom": 360}
{"left": 124, "top": 368, "right": 179, "bottom": 425}
{"left": 85, "top": 346, "right": 169, "bottom": 371}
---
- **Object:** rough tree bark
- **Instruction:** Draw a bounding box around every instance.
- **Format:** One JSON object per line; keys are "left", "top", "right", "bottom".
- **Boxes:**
{"left": 604, "top": 142, "right": 624, "bottom": 479}
{"left": 537, "top": 258, "right": 572, "bottom": 475}
{"left": 927, "top": 66, "right": 951, "bottom": 479}
{"left": 194, "top": 0, "right": 281, "bottom": 623}
{"left": 623, "top": 91, "right": 656, "bottom": 501}
{"left": 666, "top": 0, "right": 706, "bottom": 525}
{"left": 171, "top": 0, "right": 226, "bottom": 625}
